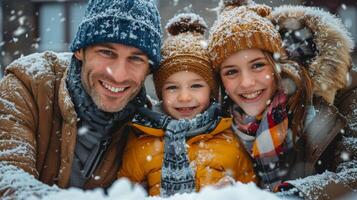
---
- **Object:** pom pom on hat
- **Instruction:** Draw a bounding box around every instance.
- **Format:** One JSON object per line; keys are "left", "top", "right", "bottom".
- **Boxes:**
{"left": 222, "top": 0, "right": 271, "bottom": 16}
{"left": 154, "top": 13, "right": 217, "bottom": 100}
{"left": 166, "top": 13, "right": 207, "bottom": 36}
{"left": 223, "top": 0, "right": 251, "bottom": 7}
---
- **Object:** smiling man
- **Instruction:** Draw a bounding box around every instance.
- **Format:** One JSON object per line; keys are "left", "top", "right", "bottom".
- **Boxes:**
{"left": 0, "top": 0, "right": 161, "bottom": 198}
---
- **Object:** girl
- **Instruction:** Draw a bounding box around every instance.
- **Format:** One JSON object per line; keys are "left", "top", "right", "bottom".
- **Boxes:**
{"left": 118, "top": 13, "right": 256, "bottom": 197}
{"left": 208, "top": 0, "right": 356, "bottom": 199}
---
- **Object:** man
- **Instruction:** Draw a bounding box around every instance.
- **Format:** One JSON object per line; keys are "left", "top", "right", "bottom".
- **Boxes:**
{"left": 0, "top": 0, "right": 162, "bottom": 198}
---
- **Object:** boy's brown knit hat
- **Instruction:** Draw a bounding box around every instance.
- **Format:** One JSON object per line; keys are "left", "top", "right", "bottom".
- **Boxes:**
{"left": 208, "top": 0, "right": 287, "bottom": 69}
{"left": 154, "top": 13, "right": 218, "bottom": 100}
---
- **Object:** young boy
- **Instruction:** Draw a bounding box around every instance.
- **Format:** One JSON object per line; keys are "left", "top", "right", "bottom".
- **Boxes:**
{"left": 117, "top": 13, "right": 256, "bottom": 197}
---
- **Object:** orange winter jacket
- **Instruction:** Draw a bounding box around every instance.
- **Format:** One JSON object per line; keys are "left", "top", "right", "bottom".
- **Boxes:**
{"left": 118, "top": 117, "right": 257, "bottom": 196}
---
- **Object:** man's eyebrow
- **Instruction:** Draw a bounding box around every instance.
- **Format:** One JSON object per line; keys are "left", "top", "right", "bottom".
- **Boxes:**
{"left": 95, "top": 43, "right": 116, "bottom": 49}
{"left": 132, "top": 51, "right": 146, "bottom": 56}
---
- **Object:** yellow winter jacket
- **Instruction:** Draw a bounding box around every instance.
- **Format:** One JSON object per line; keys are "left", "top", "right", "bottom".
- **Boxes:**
{"left": 118, "top": 117, "right": 257, "bottom": 196}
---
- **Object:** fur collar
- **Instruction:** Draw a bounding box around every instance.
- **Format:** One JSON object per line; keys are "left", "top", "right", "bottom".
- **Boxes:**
{"left": 270, "top": 5, "right": 354, "bottom": 104}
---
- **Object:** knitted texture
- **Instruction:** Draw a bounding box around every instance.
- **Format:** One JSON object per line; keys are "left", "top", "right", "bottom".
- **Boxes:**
{"left": 132, "top": 103, "right": 221, "bottom": 197}
{"left": 70, "top": 0, "right": 162, "bottom": 71}
{"left": 208, "top": 0, "right": 287, "bottom": 69}
{"left": 232, "top": 91, "right": 293, "bottom": 191}
{"left": 153, "top": 13, "right": 217, "bottom": 100}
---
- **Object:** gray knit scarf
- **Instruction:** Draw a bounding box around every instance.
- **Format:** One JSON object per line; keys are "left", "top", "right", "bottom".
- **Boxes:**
{"left": 67, "top": 56, "right": 146, "bottom": 187}
{"left": 133, "top": 103, "right": 221, "bottom": 197}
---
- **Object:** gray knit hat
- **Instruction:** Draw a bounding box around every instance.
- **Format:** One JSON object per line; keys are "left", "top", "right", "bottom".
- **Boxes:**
{"left": 70, "top": 0, "right": 162, "bottom": 71}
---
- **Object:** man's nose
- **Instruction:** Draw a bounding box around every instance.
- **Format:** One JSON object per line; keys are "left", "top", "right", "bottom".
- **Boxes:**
{"left": 106, "top": 59, "right": 129, "bottom": 83}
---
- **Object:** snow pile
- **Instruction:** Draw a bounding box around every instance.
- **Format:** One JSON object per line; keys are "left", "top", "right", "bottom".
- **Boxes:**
{"left": 0, "top": 163, "right": 60, "bottom": 199}
{"left": 42, "top": 178, "right": 280, "bottom": 200}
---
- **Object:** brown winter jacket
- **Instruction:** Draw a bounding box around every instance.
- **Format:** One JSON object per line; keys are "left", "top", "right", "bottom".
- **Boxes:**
{"left": 0, "top": 51, "right": 130, "bottom": 198}
{"left": 118, "top": 118, "right": 257, "bottom": 196}
{"left": 269, "top": 5, "right": 357, "bottom": 200}
{"left": 284, "top": 88, "right": 357, "bottom": 200}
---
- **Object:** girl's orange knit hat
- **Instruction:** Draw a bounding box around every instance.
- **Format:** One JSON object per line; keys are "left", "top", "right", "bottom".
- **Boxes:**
{"left": 208, "top": 0, "right": 287, "bottom": 69}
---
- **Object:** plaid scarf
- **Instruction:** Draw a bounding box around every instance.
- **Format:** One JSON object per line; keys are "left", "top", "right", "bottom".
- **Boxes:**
{"left": 133, "top": 103, "right": 221, "bottom": 197}
{"left": 231, "top": 91, "right": 294, "bottom": 191}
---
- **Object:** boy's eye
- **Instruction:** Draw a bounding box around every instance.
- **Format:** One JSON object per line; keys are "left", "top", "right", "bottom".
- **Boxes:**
{"left": 165, "top": 85, "right": 177, "bottom": 90}
{"left": 191, "top": 83, "right": 203, "bottom": 88}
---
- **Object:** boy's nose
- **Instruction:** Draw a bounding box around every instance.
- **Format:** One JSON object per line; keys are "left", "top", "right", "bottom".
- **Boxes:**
{"left": 177, "top": 90, "right": 192, "bottom": 102}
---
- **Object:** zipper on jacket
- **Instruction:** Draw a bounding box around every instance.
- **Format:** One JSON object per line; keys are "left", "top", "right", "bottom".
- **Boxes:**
{"left": 83, "top": 136, "right": 111, "bottom": 179}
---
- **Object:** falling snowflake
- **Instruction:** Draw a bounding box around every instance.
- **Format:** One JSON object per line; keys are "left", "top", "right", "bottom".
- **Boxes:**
{"left": 78, "top": 126, "right": 89, "bottom": 136}
{"left": 273, "top": 52, "right": 281, "bottom": 60}
{"left": 106, "top": 66, "right": 112, "bottom": 75}
{"left": 200, "top": 40, "right": 208, "bottom": 49}
{"left": 266, "top": 99, "right": 271, "bottom": 105}
{"left": 340, "top": 151, "right": 350, "bottom": 161}
{"left": 146, "top": 155, "right": 152, "bottom": 162}
{"left": 13, "top": 27, "right": 26, "bottom": 36}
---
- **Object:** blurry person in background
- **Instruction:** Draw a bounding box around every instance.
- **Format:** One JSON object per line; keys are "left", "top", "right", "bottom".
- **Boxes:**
{"left": 208, "top": 0, "right": 356, "bottom": 199}
{"left": 0, "top": 0, "right": 162, "bottom": 198}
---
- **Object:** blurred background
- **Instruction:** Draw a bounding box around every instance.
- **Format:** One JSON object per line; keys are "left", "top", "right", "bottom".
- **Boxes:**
{"left": 0, "top": 0, "right": 356, "bottom": 98}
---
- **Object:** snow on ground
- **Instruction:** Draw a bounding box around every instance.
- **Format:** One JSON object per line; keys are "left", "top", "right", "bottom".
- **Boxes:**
{"left": 42, "top": 178, "right": 280, "bottom": 200}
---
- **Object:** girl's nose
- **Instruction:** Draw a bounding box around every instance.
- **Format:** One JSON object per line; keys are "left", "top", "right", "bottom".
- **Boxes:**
{"left": 239, "top": 73, "right": 255, "bottom": 88}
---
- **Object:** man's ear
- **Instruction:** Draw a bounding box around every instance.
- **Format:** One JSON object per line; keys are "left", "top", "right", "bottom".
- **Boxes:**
{"left": 74, "top": 49, "right": 84, "bottom": 61}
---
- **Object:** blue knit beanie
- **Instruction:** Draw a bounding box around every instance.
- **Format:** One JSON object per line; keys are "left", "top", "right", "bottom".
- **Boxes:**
{"left": 70, "top": 0, "right": 162, "bottom": 72}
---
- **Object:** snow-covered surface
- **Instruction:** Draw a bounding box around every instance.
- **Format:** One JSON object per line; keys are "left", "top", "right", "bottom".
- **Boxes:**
{"left": 6, "top": 52, "right": 71, "bottom": 79}
{"left": 0, "top": 163, "right": 59, "bottom": 200}
{"left": 0, "top": 163, "right": 281, "bottom": 200}
{"left": 43, "top": 178, "right": 280, "bottom": 200}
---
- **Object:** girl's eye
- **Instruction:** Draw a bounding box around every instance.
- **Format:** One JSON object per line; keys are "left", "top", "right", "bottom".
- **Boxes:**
{"left": 191, "top": 83, "right": 204, "bottom": 88}
{"left": 252, "top": 62, "right": 266, "bottom": 70}
{"left": 222, "top": 69, "right": 238, "bottom": 76}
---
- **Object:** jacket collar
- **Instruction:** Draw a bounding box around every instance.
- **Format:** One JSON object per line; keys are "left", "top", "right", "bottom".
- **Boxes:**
{"left": 131, "top": 116, "right": 232, "bottom": 142}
